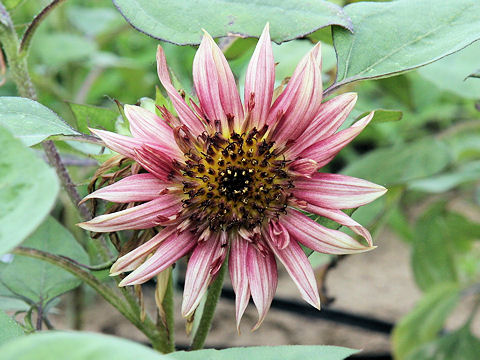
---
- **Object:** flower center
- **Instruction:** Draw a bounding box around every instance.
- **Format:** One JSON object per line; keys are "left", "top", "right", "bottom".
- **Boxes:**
{"left": 179, "top": 128, "right": 293, "bottom": 232}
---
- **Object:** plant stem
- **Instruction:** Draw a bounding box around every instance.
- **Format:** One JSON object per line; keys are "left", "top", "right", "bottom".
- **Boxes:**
{"left": 13, "top": 246, "right": 171, "bottom": 352}
{"left": 190, "top": 263, "right": 226, "bottom": 350}
{"left": 162, "top": 273, "right": 176, "bottom": 352}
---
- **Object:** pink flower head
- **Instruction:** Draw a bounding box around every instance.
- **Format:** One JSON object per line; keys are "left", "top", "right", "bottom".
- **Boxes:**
{"left": 78, "top": 24, "right": 386, "bottom": 330}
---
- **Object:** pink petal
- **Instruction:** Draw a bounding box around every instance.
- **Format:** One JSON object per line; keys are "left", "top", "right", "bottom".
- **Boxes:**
{"left": 133, "top": 144, "right": 176, "bottom": 181}
{"left": 124, "top": 105, "right": 182, "bottom": 159}
{"left": 81, "top": 173, "right": 169, "bottom": 204}
{"left": 294, "top": 173, "right": 387, "bottom": 209}
{"left": 156, "top": 45, "right": 206, "bottom": 136}
{"left": 182, "top": 232, "right": 227, "bottom": 317}
{"left": 89, "top": 128, "right": 142, "bottom": 158}
{"left": 282, "top": 209, "right": 374, "bottom": 254}
{"left": 288, "top": 92, "right": 358, "bottom": 156}
{"left": 244, "top": 23, "right": 274, "bottom": 130}
{"left": 267, "top": 43, "right": 323, "bottom": 144}
{"left": 110, "top": 226, "right": 177, "bottom": 276}
{"left": 77, "top": 195, "right": 181, "bottom": 232}
{"left": 228, "top": 233, "right": 250, "bottom": 331}
{"left": 265, "top": 224, "right": 320, "bottom": 309}
{"left": 119, "top": 229, "right": 196, "bottom": 286}
{"left": 299, "top": 111, "right": 374, "bottom": 167}
{"left": 193, "top": 31, "right": 244, "bottom": 134}
{"left": 246, "top": 242, "right": 277, "bottom": 330}
{"left": 268, "top": 220, "right": 290, "bottom": 249}
{"left": 303, "top": 204, "right": 373, "bottom": 246}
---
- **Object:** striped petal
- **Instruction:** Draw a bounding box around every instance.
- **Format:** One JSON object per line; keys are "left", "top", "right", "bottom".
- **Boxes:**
{"left": 119, "top": 229, "right": 196, "bottom": 286}
{"left": 229, "top": 233, "right": 250, "bottom": 331}
{"left": 81, "top": 173, "right": 168, "bottom": 204}
{"left": 288, "top": 92, "right": 358, "bottom": 156}
{"left": 300, "top": 111, "right": 374, "bottom": 167}
{"left": 282, "top": 209, "right": 374, "bottom": 254}
{"left": 110, "top": 226, "right": 177, "bottom": 276}
{"left": 303, "top": 204, "right": 373, "bottom": 246}
{"left": 246, "top": 242, "right": 277, "bottom": 330}
{"left": 193, "top": 31, "right": 243, "bottom": 134}
{"left": 182, "top": 232, "right": 227, "bottom": 317}
{"left": 156, "top": 45, "right": 206, "bottom": 136}
{"left": 265, "top": 224, "right": 320, "bottom": 309}
{"left": 294, "top": 173, "right": 387, "bottom": 209}
{"left": 77, "top": 195, "right": 181, "bottom": 232}
{"left": 134, "top": 144, "right": 176, "bottom": 181}
{"left": 244, "top": 23, "right": 274, "bottom": 130}
{"left": 124, "top": 105, "right": 182, "bottom": 159}
{"left": 267, "top": 43, "right": 323, "bottom": 144}
{"left": 90, "top": 128, "right": 142, "bottom": 158}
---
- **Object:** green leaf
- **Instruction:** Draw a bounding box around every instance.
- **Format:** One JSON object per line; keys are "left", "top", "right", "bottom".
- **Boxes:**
{"left": 0, "top": 97, "right": 79, "bottom": 146}
{"left": 411, "top": 203, "right": 459, "bottom": 290}
{"left": 68, "top": 103, "right": 118, "bottom": 134}
{"left": 31, "top": 33, "right": 97, "bottom": 68}
{"left": 0, "top": 217, "right": 89, "bottom": 305}
{"left": 418, "top": 41, "right": 480, "bottom": 99}
{"left": 170, "top": 346, "right": 358, "bottom": 360}
{"left": 0, "top": 331, "right": 171, "bottom": 360}
{"left": 112, "top": 0, "right": 353, "bottom": 45}
{"left": 333, "top": 0, "right": 480, "bottom": 86}
{"left": 392, "top": 283, "right": 461, "bottom": 360}
{"left": 0, "top": 126, "right": 59, "bottom": 255}
{"left": 0, "top": 311, "right": 23, "bottom": 346}
{"left": 342, "top": 138, "right": 451, "bottom": 186}
{"left": 2, "top": 0, "right": 23, "bottom": 10}
{"left": 405, "top": 324, "right": 480, "bottom": 360}
{"left": 67, "top": 6, "right": 121, "bottom": 36}
{"left": 408, "top": 161, "right": 480, "bottom": 193}
{"left": 357, "top": 109, "right": 403, "bottom": 124}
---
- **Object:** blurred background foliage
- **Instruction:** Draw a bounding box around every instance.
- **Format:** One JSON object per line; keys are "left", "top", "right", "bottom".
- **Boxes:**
{"left": 0, "top": 0, "right": 480, "bottom": 359}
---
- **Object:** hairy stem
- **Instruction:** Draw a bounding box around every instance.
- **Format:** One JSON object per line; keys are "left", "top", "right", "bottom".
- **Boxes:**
{"left": 190, "top": 264, "right": 226, "bottom": 350}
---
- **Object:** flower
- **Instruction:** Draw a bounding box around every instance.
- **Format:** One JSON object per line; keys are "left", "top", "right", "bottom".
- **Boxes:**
{"left": 78, "top": 24, "right": 386, "bottom": 330}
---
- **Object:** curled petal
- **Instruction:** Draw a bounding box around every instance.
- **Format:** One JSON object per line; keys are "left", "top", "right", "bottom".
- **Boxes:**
{"left": 89, "top": 128, "right": 142, "bottom": 158}
{"left": 268, "top": 220, "right": 290, "bottom": 249}
{"left": 77, "top": 195, "right": 181, "bottom": 232}
{"left": 303, "top": 204, "right": 373, "bottom": 246}
{"left": 81, "top": 173, "right": 169, "bottom": 204}
{"left": 300, "top": 111, "right": 374, "bottom": 167}
{"left": 244, "top": 23, "right": 275, "bottom": 130}
{"left": 119, "top": 229, "right": 196, "bottom": 286}
{"left": 294, "top": 173, "right": 387, "bottom": 209}
{"left": 268, "top": 43, "right": 323, "bottom": 144}
{"left": 193, "top": 30, "right": 243, "bottom": 134}
{"left": 182, "top": 232, "right": 227, "bottom": 317}
{"left": 229, "top": 233, "right": 250, "bottom": 331}
{"left": 265, "top": 226, "right": 320, "bottom": 309}
{"left": 288, "top": 158, "right": 318, "bottom": 178}
{"left": 157, "top": 45, "right": 206, "bottom": 135}
{"left": 124, "top": 105, "right": 182, "bottom": 159}
{"left": 288, "top": 92, "right": 358, "bottom": 156}
{"left": 282, "top": 209, "right": 374, "bottom": 254}
{"left": 246, "top": 241, "right": 277, "bottom": 330}
{"left": 110, "top": 226, "right": 177, "bottom": 276}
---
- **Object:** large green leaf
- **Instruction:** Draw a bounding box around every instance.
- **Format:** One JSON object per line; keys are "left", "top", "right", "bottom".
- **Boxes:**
{"left": 1, "top": 217, "right": 89, "bottom": 306}
{"left": 0, "top": 331, "right": 170, "bottom": 360}
{"left": 0, "top": 311, "right": 23, "bottom": 346}
{"left": 112, "top": 0, "right": 353, "bottom": 45}
{"left": 418, "top": 41, "right": 480, "bottom": 99}
{"left": 0, "top": 126, "right": 59, "bottom": 255}
{"left": 0, "top": 97, "right": 79, "bottom": 146}
{"left": 332, "top": 0, "right": 480, "bottom": 86}
{"left": 406, "top": 324, "right": 480, "bottom": 360}
{"left": 342, "top": 138, "right": 451, "bottom": 186}
{"left": 392, "top": 283, "right": 461, "bottom": 360}
{"left": 170, "top": 346, "right": 358, "bottom": 360}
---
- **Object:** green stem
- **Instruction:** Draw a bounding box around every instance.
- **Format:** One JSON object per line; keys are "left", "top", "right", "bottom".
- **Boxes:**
{"left": 190, "top": 264, "right": 226, "bottom": 350}
{"left": 162, "top": 273, "right": 176, "bottom": 352}
{"left": 12, "top": 247, "right": 171, "bottom": 352}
